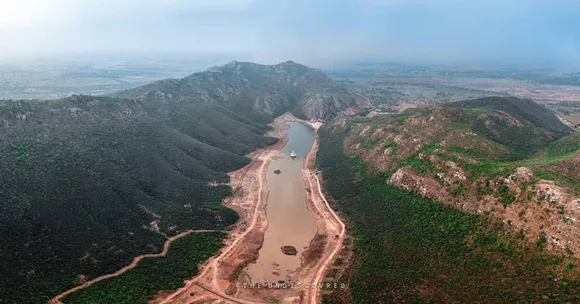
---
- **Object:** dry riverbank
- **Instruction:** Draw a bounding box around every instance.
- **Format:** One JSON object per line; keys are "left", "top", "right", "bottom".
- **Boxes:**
{"left": 151, "top": 113, "right": 346, "bottom": 304}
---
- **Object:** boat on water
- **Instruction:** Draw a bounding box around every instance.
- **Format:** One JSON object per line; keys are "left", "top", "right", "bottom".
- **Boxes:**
{"left": 290, "top": 150, "right": 297, "bottom": 159}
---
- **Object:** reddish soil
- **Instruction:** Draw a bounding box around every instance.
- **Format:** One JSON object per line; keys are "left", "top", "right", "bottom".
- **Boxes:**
{"left": 301, "top": 158, "right": 347, "bottom": 304}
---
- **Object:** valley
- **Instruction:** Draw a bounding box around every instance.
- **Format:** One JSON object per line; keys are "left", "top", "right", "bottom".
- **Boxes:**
{"left": 0, "top": 55, "right": 220, "bottom": 100}
{"left": 3, "top": 1, "right": 580, "bottom": 303}
{"left": 328, "top": 63, "right": 580, "bottom": 131}
{"left": 143, "top": 114, "right": 347, "bottom": 304}
{"left": 245, "top": 121, "right": 317, "bottom": 285}
{"left": 2, "top": 61, "right": 580, "bottom": 304}
{"left": 0, "top": 62, "right": 361, "bottom": 304}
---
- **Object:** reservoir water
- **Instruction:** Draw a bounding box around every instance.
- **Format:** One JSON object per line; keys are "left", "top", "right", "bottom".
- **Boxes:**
{"left": 245, "top": 122, "right": 317, "bottom": 284}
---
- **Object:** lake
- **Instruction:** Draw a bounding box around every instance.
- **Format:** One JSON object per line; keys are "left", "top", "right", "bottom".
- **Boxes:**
{"left": 245, "top": 122, "right": 317, "bottom": 284}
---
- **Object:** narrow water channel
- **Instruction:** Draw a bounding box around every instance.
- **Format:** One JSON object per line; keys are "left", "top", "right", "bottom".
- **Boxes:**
{"left": 245, "top": 122, "right": 317, "bottom": 284}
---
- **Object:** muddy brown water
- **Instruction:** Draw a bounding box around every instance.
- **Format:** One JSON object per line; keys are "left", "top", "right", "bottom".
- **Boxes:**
{"left": 245, "top": 122, "right": 317, "bottom": 284}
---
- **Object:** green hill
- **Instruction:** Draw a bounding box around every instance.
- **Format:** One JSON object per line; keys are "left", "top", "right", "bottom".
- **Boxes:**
{"left": 449, "top": 97, "right": 573, "bottom": 157}
{"left": 0, "top": 96, "right": 265, "bottom": 304}
{"left": 450, "top": 97, "right": 572, "bottom": 135}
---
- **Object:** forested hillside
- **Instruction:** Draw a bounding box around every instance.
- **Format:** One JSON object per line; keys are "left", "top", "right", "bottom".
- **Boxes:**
{"left": 0, "top": 96, "right": 270, "bottom": 303}
{"left": 317, "top": 113, "right": 580, "bottom": 303}
{"left": 0, "top": 61, "right": 366, "bottom": 303}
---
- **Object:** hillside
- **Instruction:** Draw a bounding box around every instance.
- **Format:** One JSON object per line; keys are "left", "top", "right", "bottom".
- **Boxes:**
{"left": 113, "top": 61, "right": 371, "bottom": 121}
{"left": 449, "top": 97, "right": 572, "bottom": 155}
{"left": 317, "top": 97, "right": 580, "bottom": 303}
{"left": 0, "top": 61, "right": 366, "bottom": 303}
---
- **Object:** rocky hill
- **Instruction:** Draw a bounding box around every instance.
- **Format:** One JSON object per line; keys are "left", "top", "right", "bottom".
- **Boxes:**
{"left": 317, "top": 97, "right": 580, "bottom": 303}
{"left": 113, "top": 61, "right": 371, "bottom": 120}
{"left": 0, "top": 61, "right": 368, "bottom": 303}
{"left": 343, "top": 97, "right": 578, "bottom": 255}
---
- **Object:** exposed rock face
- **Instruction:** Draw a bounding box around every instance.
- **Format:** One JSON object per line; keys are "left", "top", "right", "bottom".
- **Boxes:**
{"left": 114, "top": 61, "right": 371, "bottom": 120}
{"left": 389, "top": 166, "right": 580, "bottom": 256}
{"left": 299, "top": 91, "right": 372, "bottom": 120}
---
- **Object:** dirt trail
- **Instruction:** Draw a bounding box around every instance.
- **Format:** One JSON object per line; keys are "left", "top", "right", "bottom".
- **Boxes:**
{"left": 156, "top": 149, "right": 275, "bottom": 304}
{"left": 304, "top": 174, "right": 346, "bottom": 304}
{"left": 209, "top": 152, "right": 269, "bottom": 292}
{"left": 50, "top": 230, "right": 224, "bottom": 304}
{"left": 150, "top": 114, "right": 347, "bottom": 304}
{"left": 299, "top": 129, "right": 347, "bottom": 304}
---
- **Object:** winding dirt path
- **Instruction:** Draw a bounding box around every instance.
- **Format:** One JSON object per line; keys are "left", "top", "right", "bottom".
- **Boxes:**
{"left": 157, "top": 150, "right": 274, "bottom": 304}
{"left": 209, "top": 152, "right": 269, "bottom": 292}
{"left": 297, "top": 127, "right": 347, "bottom": 304}
{"left": 50, "top": 229, "right": 224, "bottom": 304}
{"left": 305, "top": 173, "right": 346, "bottom": 304}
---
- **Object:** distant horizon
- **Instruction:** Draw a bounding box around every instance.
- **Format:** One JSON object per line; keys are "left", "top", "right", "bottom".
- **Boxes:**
{"left": 1, "top": 51, "right": 577, "bottom": 73}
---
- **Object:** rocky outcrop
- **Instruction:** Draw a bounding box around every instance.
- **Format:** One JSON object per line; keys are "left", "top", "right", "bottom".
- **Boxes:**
{"left": 280, "top": 246, "right": 297, "bottom": 256}
{"left": 300, "top": 91, "right": 372, "bottom": 120}
{"left": 389, "top": 165, "right": 580, "bottom": 256}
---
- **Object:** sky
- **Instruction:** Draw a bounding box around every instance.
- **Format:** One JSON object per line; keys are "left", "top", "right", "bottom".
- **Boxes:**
{"left": 0, "top": 0, "right": 579, "bottom": 67}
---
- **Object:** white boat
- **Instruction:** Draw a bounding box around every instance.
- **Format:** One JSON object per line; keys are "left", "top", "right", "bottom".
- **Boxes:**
{"left": 290, "top": 150, "right": 297, "bottom": 158}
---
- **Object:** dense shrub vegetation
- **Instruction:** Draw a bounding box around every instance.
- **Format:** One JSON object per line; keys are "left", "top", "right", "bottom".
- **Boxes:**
{"left": 0, "top": 96, "right": 272, "bottom": 303}
{"left": 450, "top": 97, "right": 573, "bottom": 158}
{"left": 450, "top": 97, "right": 572, "bottom": 135}
{"left": 62, "top": 232, "right": 226, "bottom": 304}
{"left": 317, "top": 126, "right": 580, "bottom": 303}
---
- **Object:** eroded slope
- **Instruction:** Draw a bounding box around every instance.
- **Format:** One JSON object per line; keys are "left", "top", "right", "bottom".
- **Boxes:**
{"left": 342, "top": 98, "right": 579, "bottom": 256}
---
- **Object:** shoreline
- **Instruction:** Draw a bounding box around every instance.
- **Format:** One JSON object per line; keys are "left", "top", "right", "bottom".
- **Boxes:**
{"left": 151, "top": 114, "right": 293, "bottom": 304}
{"left": 300, "top": 125, "right": 347, "bottom": 304}
{"left": 151, "top": 113, "right": 348, "bottom": 304}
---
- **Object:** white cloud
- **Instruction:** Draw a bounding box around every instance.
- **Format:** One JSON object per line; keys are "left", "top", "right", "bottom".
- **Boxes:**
{"left": 365, "top": 0, "right": 461, "bottom": 7}
{"left": 145, "top": 0, "right": 256, "bottom": 10}
{"left": 0, "top": 0, "right": 258, "bottom": 58}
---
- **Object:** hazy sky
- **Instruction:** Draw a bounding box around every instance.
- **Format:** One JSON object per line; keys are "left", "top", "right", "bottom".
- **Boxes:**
{"left": 0, "top": 0, "right": 579, "bottom": 66}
